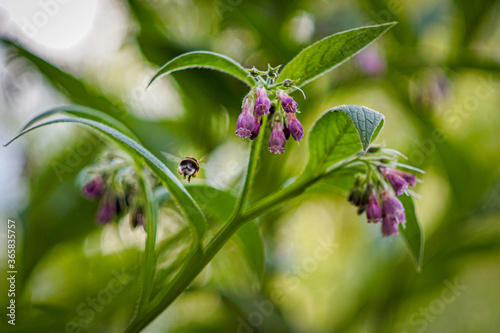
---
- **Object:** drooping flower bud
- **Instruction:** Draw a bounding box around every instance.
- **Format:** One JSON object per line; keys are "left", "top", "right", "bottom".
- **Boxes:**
{"left": 366, "top": 189, "right": 382, "bottom": 223}
{"left": 236, "top": 98, "right": 256, "bottom": 139}
{"left": 380, "top": 167, "right": 408, "bottom": 195}
{"left": 399, "top": 171, "right": 416, "bottom": 187}
{"left": 380, "top": 190, "right": 406, "bottom": 236}
{"left": 254, "top": 87, "right": 271, "bottom": 116}
{"left": 249, "top": 116, "right": 261, "bottom": 140}
{"left": 286, "top": 113, "right": 303, "bottom": 142}
{"left": 96, "top": 195, "right": 117, "bottom": 224}
{"left": 130, "top": 206, "right": 145, "bottom": 229}
{"left": 283, "top": 123, "right": 291, "bottom": 140}
{"left": 348, "top": 187, "right": 362, "bottom": 206}
{"left": 278, "top": 91, "right": 298, "bottom": 113}
{"left": 268, "top": 119, "right": 286, "bottom": 154}
{"left": 381, "top": 216, "right": 400, "bottom": 236}
{"left": 82, "top": 175, "right": 103, "bottom": 200}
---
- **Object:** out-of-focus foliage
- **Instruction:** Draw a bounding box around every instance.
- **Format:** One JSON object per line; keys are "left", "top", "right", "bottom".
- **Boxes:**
{"left": 0, "top": 0, "right": 499, "bottom": 332}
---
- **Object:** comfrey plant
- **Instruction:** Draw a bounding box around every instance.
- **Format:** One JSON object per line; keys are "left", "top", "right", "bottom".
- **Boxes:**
{"left": 345, "top": 146, "right": 423, "bottom": 236}
{"left": 4, "top": 22, "right": 424, "bottom": 332}
{"left": 80, "top": 151, "right": 152, "bottom": 228}
{"left": 235, "top": 67, "right": 304, "bottom": 153}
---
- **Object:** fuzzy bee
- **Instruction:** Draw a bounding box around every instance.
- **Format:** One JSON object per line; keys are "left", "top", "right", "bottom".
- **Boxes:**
{"left": 177, "top": 156, "right": 200, "bottom": 182}
{"left": 162, "top": 152, "right": 201, "bottom": 183}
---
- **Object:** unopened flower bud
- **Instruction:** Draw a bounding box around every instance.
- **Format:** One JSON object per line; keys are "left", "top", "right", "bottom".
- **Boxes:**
{"left": 130, "top": 206, "right": 145, "bottom": 229}
{"left": 348, "top": 187, "right": 362, "bottom": 206}
{"left": 96, "top": 196, "right": 117, "bottom": 224}
{"left": 380, "top": 167, "right": 416, "bottom": 195}
{"left": 249, "top": 116, "right": 261, "bottom": 140}
{"left": 399, "top": 171, "right": 416, "bottom": 187}
{"left": 254, "top": 87, "right": 271, "bottom": 116}
{"left": 235, "top": 99, "right": 256, "bottom": 139}
{"left": 366, "top": 189, "right": 382, "bottom": 223}
{"left": 367, "top": 146, "right": 381, "bottom": 153}
{"left": 283, "top": 123, "right": 291, "bottom": 140}
{"left": 82, "top": 175, "right": 103, "bottom": 200}
{"left": 380, "top": 190, "right": 406, "bottom": 236}
{"left": 268, "top": 119, "right": 286, "bottom": 154}
{"left": 278, "top": 91, "right": 297, "bottom": 113}
{"left": 286, "top": 113, "right": 303, "bottom": 142}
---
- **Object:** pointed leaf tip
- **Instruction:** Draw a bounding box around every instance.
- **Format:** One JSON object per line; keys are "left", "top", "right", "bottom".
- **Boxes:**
{"left": 306, "top": 105, "right": 384, "bottom": 174}
{"left": 277, "top": 22, "right": 397, "bottom": 87}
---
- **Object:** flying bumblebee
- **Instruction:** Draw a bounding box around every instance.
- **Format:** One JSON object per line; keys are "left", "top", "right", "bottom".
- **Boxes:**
{"left": 162, "top": 152, "right": 201, "bottom": 183}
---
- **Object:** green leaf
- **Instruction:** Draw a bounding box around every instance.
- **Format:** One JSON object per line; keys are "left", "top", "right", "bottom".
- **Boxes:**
{"left": 399, "top": 195, "right": 424, "bottom": 271}
{"left": 18, "top": 105, "right": 140, "bottom": 142}
{"left": 277, "top": 23, "right": 397, "bottom": 87}
{"left": 0, "top": 39, "right": 130, "bottom": 119}
{"left": 4, "top": 117, "right": 207, "bottom": 240}
{"left": 234, "top": 222, "right": 265, "bottom": 285}
{"left": 148, "top": 51, "right": 256, "bottom": 88}
{"left": 185, "top": 185, "right": 236, "bottom": 221}
{"left": 307, "top": 105, "right": 384, "bottom": 175}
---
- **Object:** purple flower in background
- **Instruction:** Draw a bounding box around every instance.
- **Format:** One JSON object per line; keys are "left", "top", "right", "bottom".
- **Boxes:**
{"left": 96, "top": 196, "right": 117, "bottom": 224}
{"left": 380, "top": 167, "right": 416, "bottom": 195}
{"left": 278, "top": 91, "right": 297, "bottom": 113}
{"left": 268, "top": 119, "right": 286, "bottom": 154}
{"left": 250, "top": 116, "right": 261, "bottom": 140}
{"left": 235, "top": 98, "right": 256, "bottom": 139}
{"left": 380, "top": 190, "right": 406, "bottom": 236}
{"left": 357, "top": 47, "right": 386, "bottom": 76}
{"left": 254, "top": 87, "right": 271, "bottom": 116}
{"left": 82, "top": 175, "right": 103, "bottom": 200}
{"left": 286, "top": 113, "right": 303, "bottom": 142}
{"left": 366, "top": 189, "right": 382, "bottom": 223}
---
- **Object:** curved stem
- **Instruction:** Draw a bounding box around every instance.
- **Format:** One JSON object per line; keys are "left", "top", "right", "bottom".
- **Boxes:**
{"left": 135, "top": 170, "right": 158, "bottom": 312}
{"left": 126, "top": 153, "right": 359, "bottom": 332}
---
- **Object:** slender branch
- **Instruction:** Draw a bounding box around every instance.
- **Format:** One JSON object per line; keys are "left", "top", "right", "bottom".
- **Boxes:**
{"left": 137, "top": 170, "right": 158, "bottom": 309}
{"left": 126, "top": 168, "right": 158, "bottom": 327}
{"left": 231, "top": 114, "right": 268, "bottom": 218}
{"left": 126, "top": 149, "right": 360, "bottom": 332}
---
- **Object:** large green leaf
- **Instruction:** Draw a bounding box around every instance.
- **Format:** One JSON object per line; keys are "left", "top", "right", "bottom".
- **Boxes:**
{"left": 277, "top": 23, "right": 396, "bottom": 87}
{"left": 306, "top": 105, "right": 384, "bottom": 175}
{"left": 4, "top": 117, "right": 207, "bottom": 240}
{"left": 399, "top": 195, "right": 424, "bottom": 271}
{"left": 148, "top": 51, "right": 256, "bottom": 88}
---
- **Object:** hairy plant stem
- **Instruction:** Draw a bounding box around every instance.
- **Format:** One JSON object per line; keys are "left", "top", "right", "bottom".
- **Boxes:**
{"left": 231, "top": 114, "right": 269, "bottom": 219}
{"left": 126, "top": 152, "right": 360, "bottom": 333}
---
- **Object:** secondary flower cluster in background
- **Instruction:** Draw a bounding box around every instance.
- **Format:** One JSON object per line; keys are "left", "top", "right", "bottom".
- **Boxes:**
{"left": 347, "top": 147, "right": 423, "bottom": 236}
{"left": 81, "top": 152, "right": 148, "bottom": 229}
{"left": 235, "top": 66, "right": 304, "bottom": 154}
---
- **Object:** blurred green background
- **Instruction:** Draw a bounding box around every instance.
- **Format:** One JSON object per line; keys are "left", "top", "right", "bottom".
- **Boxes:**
{"left": 0, "top": 0, "right": 499, "bottom": 332}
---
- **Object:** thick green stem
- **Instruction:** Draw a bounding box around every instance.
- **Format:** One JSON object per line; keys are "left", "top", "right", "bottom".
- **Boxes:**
{"left": 126, "top": 146, "right": 359, "bottom": 333}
